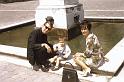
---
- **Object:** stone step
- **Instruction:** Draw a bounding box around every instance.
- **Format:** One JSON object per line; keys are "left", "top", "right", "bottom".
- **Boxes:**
{"left": 98, "top": 38, "right": 124, "bottom": 76}
{"left": 0, "top": 48, "right": 110, "bottom": 82}
{"left": 0, "top": 44, "right": 113, "bottom": 76}
{"left": 60, "top": 38, "right": 124, "bottom": 76}
{"left": 0, "top": 38, "right": 124, "bottom": 76}
{"left": 60, "top": 58, "right": 114, "bottom": 76}
{"left": 0, "top": 45, "right": 27, "bottom": 59}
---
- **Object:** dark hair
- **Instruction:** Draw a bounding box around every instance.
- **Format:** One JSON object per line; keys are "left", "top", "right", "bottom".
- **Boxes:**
{"left": 45, "top": 16, "right": 54, "bottom": 22}
{"left": 80, "top": 20, "right": 92, "bottom": 31}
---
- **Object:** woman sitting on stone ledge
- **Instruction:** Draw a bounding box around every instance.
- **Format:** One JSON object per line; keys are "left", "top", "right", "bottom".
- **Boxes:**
{"left": 73, "top": 20, "right": 105, "bottom": 77}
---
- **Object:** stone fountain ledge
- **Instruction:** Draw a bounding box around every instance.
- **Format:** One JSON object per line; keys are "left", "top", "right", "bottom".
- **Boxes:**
{"left": 0, "top": 19, "right": 35, "bottom": 32}
{"left": 0, "top": 37, "right": 124, "bottom": 76}
{"left": 0, "top": 38, "right": 124, "bottom": 82}
{"left": 0, "top": 45, "right": 112, "bottom": 82}
{"left": 0, "top": 45, "right": 27, "bottom": 59}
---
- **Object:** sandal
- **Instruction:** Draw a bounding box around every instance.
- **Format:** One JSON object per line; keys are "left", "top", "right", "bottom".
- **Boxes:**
{"left": 82, "top": 68, "right": 91, "bottom": 77}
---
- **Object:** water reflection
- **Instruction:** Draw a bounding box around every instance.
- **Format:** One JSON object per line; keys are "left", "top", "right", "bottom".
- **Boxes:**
{"left": 0, "top": 24, "right": 34, "bottom": 47}
{"left": 92, "top": 22, "right": 124, "bottom": 53}
{"left": 0, "top": 22, "right": 124, "bottom": 54}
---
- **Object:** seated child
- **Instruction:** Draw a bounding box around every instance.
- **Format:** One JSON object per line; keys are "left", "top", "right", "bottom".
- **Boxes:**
{"left": 49, "top": 36, "right": 71, "bottom": 71}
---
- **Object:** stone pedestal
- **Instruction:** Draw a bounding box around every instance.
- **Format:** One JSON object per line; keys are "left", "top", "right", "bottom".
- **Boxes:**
{"left": 35, "top": 0, "right": 84, "bottom": 40}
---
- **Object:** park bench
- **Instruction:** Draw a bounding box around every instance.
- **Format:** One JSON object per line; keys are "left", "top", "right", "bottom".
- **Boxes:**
{"left": 60, "top": 37, "right": 124, "bottom": 76}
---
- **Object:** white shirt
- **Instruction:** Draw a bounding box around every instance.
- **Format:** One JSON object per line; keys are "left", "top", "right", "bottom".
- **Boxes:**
{"left": 53, "top": 43, "right": 71, "bottom": 58}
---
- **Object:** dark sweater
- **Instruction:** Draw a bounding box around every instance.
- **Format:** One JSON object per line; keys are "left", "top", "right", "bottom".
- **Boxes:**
{"left": 27, "top": 28, "right": 52, "bottom": 65}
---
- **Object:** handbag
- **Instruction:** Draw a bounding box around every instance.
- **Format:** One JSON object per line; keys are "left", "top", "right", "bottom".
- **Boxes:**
{"left": 62, "top": 62, "right": 79, "bottom": 82}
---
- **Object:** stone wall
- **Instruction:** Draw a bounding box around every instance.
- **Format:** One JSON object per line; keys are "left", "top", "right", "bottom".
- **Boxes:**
{"left": 0, "top": 0, "right": 34, "bottom": 3}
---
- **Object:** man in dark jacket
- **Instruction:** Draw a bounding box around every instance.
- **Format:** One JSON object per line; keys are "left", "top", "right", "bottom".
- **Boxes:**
{"left": 27, "top": 16, "right": 55, "bottom": 72}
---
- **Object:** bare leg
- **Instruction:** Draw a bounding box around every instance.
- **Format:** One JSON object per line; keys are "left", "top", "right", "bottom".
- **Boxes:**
{"left": 74, "top": 52, "right": 89, "bottom": 69}
{"left": 74, "top": 57, "right": 89, "bottom": 69}
{"left": 74, "top": 53, "right": 91, "bottom": 76}
{"left": 49, "top": 56, "right": 58, "bottom": 63}
{"left": 52, "top": 57, "right": 63, "bottom": 71}
{"left": 55, "top": 57, "right": 63, "bottom": 67}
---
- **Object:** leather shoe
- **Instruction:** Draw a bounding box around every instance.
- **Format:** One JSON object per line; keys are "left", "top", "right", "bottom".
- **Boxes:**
{"left": 33, "top": 64, "right": 40, "bottom": 71}
{"left": 41, "top": 65, "right": 49, "bottom": 72}
{"left": 51, "top": 66, "right": 59, "bottom": 71}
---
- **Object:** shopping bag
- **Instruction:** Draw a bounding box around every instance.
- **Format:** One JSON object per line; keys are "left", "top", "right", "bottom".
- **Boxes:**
{"left": 62, "top": 62, "right": 79, "bottom": 82}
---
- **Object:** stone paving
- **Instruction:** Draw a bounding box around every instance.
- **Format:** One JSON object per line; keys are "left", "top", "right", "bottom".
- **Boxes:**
{"left": 0, "top": 53, "right": 123, "bottom": 82}
{"left": 79, "top": 0, "right": 124, "bottom": 19}
{"left": 0, "top": 61, "right": 62, "bottom": 82}
{"left": 0, "top": 54, "right": 91, "bottom": 82}
{"left": 0, "top": 0, "right": 38, "bottom": 29}
{"left": 1, "top": 0, "right": 124, "bottom": 29}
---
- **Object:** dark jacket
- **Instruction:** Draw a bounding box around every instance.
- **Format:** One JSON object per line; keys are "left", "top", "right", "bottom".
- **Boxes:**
{"left": 27, "top": 28, "right": 53, "bottom": 65}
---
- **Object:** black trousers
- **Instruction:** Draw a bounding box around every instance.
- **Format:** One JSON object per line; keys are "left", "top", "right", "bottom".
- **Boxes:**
{"left": 34, "top": 49, "right": 54, "bottom": 66}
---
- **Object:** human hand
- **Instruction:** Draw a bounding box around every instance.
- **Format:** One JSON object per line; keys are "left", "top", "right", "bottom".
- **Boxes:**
{"left": 47, "top": 47, "right": 52, "bottom": 53}
{"left": 41, "top": 43, "right": 52, "bottom": 53}
{"left": 63, "top": 55, "right": 68, "bottom": 59}
{"left": 73, "top": 52, "right": 84, "bottom": 57}
{"left": 53, "top": 47, "right": 58, "bottom": 52}
{"left": 46, "top": 45, "right": 52, "bottom": 53}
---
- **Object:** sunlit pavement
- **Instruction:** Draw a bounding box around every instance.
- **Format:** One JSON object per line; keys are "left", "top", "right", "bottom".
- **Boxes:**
{"left": 79, "top": 0, "right": 124, "bottom": 19}
{"left": 0, "top": 60, "right": 62, "bottom": 82}
{"left": 1, "top": 0, "right": 124, "bottom": 29}
{"left": 0, "top": 0, "right": 38, "bottom": 28}
{"left": 0, "top": 54, "right": 92, "bottom": 82}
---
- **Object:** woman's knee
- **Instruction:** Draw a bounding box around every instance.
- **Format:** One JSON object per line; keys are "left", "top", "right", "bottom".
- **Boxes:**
{"left": 73, "top": 57, "right": 80, "bottom": 63}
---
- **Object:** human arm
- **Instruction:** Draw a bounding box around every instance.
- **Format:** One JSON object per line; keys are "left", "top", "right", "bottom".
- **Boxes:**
{"left": 41, "top": 43, "right": 53, "bottom": 53}
{"left": 85, "top": 33, "right": 102, "bottom": 57}
{"left": 28, "top": 30, "right": 48, "bottom": 51}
